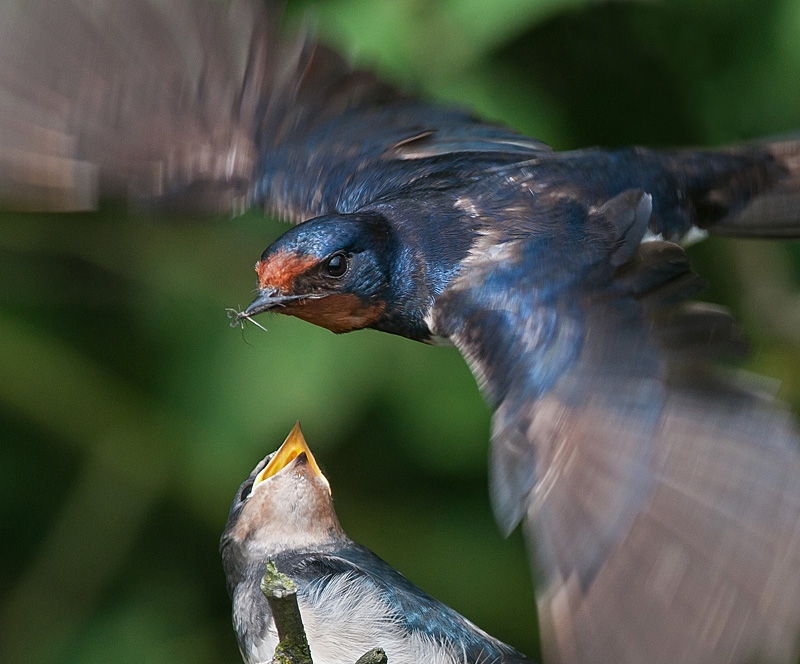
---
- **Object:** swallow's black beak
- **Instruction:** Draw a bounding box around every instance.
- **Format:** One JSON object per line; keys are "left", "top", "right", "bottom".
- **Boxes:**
{"left": 242, "top": 291, "right": 283, "bottom": 317}
{"left": 234, "top": 291, "right": 311, "bottom": 323}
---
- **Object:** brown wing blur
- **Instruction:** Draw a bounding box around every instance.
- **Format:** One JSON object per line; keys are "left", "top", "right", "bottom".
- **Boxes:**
{"left": 0, "top": 0, "right": 273, "bottom": 211}
{"left": 0, "top": 0, "right": 550, "bottom": 220}
{"left": 0, "top": 0, "right": 404, "bottom": 215}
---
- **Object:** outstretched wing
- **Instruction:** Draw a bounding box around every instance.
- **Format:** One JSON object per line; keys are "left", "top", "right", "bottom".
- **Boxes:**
{"left": 5, "top": 0, "right": 799, "bottom": 243}
{"left": 433, "top": 189, "right": 800, "bottom": 664}
{"left": 0, "top": 0, "right": 547, "bottom": 216}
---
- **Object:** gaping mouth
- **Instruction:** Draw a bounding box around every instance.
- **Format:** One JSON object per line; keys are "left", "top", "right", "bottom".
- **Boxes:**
{"left": 252, "top": 422, "right": 330, "bottom": 493}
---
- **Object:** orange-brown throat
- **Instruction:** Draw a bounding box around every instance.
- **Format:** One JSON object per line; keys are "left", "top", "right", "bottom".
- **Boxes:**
{"left": 282, "top": 294, "right": 385, "bottom": 333}
{"left": 256, "top": 249, "right": 318, "bottom": 291}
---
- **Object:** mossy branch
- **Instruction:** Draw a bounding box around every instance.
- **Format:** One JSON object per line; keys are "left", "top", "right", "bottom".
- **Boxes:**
{"left": 262, "top": 561, "right": 312, "bottom": 664}
{"left": 354, "top": 648, "right": 388, "bottom": 664}
{"left": 261, "top": 560, "right": 387, "bottom": 664}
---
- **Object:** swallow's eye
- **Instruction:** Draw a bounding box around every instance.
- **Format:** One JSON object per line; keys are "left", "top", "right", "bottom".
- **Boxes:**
{"left": 239, "top": 481, "right": 253, "bottom": 502}
{"left": 325, "top": 253, "right": 348, "bottom": 278}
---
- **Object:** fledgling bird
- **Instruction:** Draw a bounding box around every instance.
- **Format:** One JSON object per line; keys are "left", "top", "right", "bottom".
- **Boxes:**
{"left": 221, "top": 422, "right": 535, "bottom": 664}
{"left": 3, "top": 2, "right": 800, "bottom": 663}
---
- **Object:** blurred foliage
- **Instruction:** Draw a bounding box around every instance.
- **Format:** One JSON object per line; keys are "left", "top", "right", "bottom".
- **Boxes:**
{"left": 2, "top": 1, "right": 800, "bottom": 663}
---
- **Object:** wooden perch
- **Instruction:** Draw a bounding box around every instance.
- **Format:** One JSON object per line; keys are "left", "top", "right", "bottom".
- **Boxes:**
{"left": 261, "top": 561, "right": 312, "bottom": 664}
{"left": 261, "top": 560, "right": 388, "bottom": 664}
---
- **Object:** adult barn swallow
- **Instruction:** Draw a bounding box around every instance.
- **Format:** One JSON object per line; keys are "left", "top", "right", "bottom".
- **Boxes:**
{"left": 2, "top": 1, "right": 800, "bottom": 663}
{"left": 221, "top": 423, "right": 535, "bottom": 664}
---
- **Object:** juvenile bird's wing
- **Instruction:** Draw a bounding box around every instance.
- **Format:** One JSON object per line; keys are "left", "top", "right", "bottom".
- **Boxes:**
{"left": 432, "top": 189, "right": 800, "bottom": 664}
{"left": 0, "top": 0, "right": 546, "bottom": 217}
{"left": 279, "top": 546, "right": 535, "bottom": 664}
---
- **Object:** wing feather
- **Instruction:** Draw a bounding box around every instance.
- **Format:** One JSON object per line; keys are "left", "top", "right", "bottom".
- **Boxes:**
{"left": 0, "top": 0, "right": 546, "bottom": 218}
{"left": 434, "top": 194, "right": 800, "bottom": 664}
{"left": 0, "top": 0, "right": 270, "bottom": 211}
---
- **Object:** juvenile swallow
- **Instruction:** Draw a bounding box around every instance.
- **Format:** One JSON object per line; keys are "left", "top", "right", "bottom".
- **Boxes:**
{"left": 3, "top": 1, "right": 800, "bottom": 663}
{"left": 221, "top": 423, "right": 535, "bottom": 664}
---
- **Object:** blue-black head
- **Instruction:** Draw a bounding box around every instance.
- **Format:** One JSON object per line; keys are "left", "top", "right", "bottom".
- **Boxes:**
{"left": 238, "top": 211, "right": 398, "bottom": 334}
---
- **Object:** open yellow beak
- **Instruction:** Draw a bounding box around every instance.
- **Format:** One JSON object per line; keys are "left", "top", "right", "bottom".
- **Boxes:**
{"left": 253, "top": 422, "right": 330, "bottom": 493}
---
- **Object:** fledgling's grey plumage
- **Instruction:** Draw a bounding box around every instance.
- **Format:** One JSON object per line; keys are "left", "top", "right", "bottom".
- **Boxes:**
{"left": 220, "top": 425, "right": 534, "bottom": 664}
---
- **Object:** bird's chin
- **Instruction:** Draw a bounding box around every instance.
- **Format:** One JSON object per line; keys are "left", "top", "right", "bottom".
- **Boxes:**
{"left": 278, "top": 294, "right": 386, "bottom": 334}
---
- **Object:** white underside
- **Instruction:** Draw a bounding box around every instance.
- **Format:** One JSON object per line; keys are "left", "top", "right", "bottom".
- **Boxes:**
{"left": 243, "top": 572, "right": 492, "bottom": 664}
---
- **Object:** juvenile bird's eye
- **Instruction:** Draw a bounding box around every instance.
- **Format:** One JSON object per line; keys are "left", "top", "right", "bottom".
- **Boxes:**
{"left": 239, "top": 481, "right": 253, "bottom": 502}
{"left": 325, "top": 253, "right": 348, "bottom": 278}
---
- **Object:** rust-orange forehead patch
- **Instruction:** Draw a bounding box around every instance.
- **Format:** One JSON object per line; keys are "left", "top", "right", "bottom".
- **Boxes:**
{"left": 255, "top": 249, "right": 318, "bottom": 291}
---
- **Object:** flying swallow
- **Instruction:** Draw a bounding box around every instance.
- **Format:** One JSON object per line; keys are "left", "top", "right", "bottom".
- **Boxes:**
{"left": 2, "top": 2, "right": 800, "bottom": 662}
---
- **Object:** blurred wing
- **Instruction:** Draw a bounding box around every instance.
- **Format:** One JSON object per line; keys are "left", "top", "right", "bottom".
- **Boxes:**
{"left": 433, "top": 190, "right": 800, "bottom": 664}
{"left": 0, "top": 0, "right": 548, "bottom": 217}
{"left": 0, "top": 0, "right": 274, "bottom": 212}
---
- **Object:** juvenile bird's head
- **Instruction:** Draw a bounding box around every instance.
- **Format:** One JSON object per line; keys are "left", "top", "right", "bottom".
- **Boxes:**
{"left": 220, "top": 423, "right": 346, "bottom": 591}
{"left": 238, "top": 212, "right": 396, "bottom": 334}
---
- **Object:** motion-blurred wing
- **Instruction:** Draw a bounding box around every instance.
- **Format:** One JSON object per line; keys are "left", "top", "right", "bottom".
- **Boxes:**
{"left": 0, "top": 0, "right": 547, "bottom": 217}
{"left": 0, "top": 0, "right": 274, "bottom": 212}
{"left": 433, "top": 190, "right": 800, "bottom": 664}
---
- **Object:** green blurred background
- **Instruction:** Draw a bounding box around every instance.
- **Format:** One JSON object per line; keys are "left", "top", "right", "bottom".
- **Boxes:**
{"left": 2, "top": 1, "right": 800, "bottom": 663}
